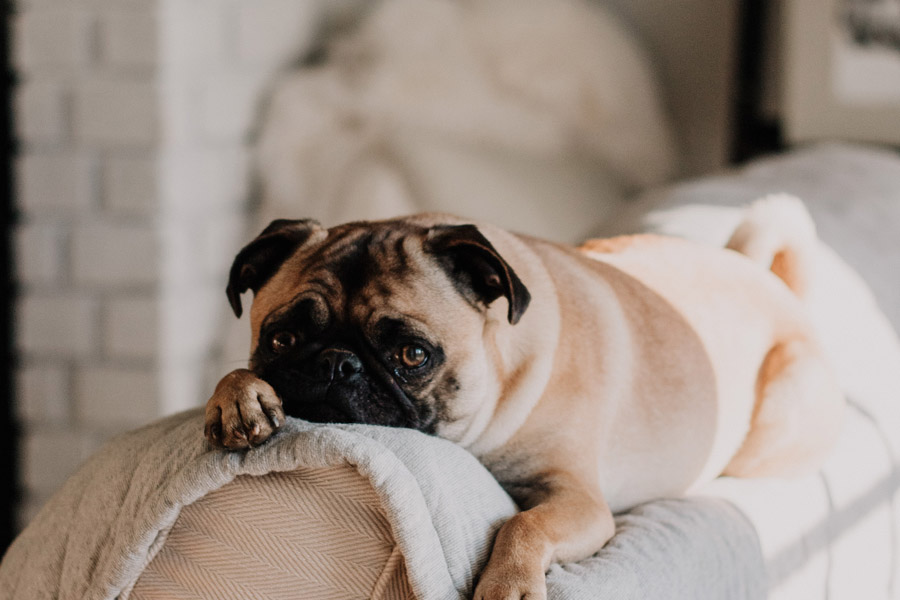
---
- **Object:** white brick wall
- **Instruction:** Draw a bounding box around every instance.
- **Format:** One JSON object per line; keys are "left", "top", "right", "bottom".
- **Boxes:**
{"left": 21, "top": 427, "right": 100, "bottom": 495}
{"left": 14, "top": 79, "right": 68, "bottom": 145}
{"left": 14, "top": 222, "right": 64, "bottom": 286}
{"left": 12, "top": 0, "right": 331, "bottom": 532}
{"left": 199, "top": 70, "right": 269, "bottom": 142}
{"left": 16, "top": 362, "right": 70, "bottom": 425}
{"left": 17, "top": 292, "right": 98, "bottom": 358}
{"left": 103, "top": 296, "right": 158, "bottom": 360}
{"left": 159, "top": 0, "right": 229, "bottom": 67}
{"left": 14, "top": 0, "right": 164, "bottom": 529}
{"left": 97, "top": 9, "right": 158, "bottom": 69}
{"left": 75, "top": 365, "right": 160, "bottom": 426}
{"left": 72, "top": 221, "right": 159, "bottom": 287}
{"left": 13, "top": 6, "right": 93, "bottom": 69}
{"left": 73, "top": 77, "right": 159, "bottom": 146}
{"left": 102, "top": 154, "right": 159, "bottom": 214}
{"left": 17, "top": 153, "right": 96, "bottom": 213}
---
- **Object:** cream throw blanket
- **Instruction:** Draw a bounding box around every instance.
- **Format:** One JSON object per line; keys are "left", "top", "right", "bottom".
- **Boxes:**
{"left": 0, "top": 410, "right": 765, "bottom": 600}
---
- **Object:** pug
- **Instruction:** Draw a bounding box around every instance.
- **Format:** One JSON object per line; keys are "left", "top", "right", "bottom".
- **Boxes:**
{"left": 205, "top": 196, "right": 844, "bottom": 600}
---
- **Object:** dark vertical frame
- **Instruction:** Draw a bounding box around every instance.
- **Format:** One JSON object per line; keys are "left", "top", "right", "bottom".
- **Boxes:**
{"left": 731, "top": 0, "right": 785, "bottom": 163}
{"left": 1, "top": 0, "right": 19, "bottom": 553}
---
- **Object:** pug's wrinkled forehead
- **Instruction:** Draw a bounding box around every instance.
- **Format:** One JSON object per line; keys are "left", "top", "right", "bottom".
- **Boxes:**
{"left": 240, "top": 221, "right": 429, "bottom": 349}
{"left": 226, "top": 216, "right": 531, "bottom": 350}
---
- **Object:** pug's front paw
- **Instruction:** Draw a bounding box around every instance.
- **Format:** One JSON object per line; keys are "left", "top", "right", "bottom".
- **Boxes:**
{"left": 204, "top": 369, "right": 285, "bottom": 449}
{"left": 473, "top": 559, "right": 546, "bottom": 600}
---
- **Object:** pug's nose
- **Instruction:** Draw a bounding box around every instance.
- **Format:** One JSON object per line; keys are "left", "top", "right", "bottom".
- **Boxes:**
{"left": 315, "top": 348, "right": 363, "bottom": 381}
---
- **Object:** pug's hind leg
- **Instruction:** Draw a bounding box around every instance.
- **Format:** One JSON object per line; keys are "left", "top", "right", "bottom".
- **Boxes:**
{"left": 204, "top": 369, "right": 285, "bottom": 449}
{"left": 724, "top": 339, "right": 845, "bottom": 479}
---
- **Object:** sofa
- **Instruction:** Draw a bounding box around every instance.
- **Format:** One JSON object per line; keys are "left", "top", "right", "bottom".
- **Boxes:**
{"left": 3, "top": 1, "right": 900, "bottom": 598}
{"left": 3, "top": 144, "right": 900, "bottom": 600}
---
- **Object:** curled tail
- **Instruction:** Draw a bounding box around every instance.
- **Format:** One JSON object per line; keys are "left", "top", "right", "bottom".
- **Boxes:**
{"left": 726, "top": 194, "right": 817, "bottom": 298}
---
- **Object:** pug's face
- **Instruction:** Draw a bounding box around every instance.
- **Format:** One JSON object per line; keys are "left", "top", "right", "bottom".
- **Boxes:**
{"left": 226, "top": 217, "right": 530, "bottom": 436}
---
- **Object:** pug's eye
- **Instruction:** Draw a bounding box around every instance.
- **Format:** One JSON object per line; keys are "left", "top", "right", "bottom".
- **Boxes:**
{"left": 396, "top": 344, "right": 428, "bottom": 369}
{"left": 269, "top": 331, "right": 296, "bottom": 354}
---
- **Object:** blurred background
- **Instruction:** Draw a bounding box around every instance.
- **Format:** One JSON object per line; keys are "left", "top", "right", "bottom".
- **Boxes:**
{"left": 2, "top": 0, "right": 899, "bottom": 552}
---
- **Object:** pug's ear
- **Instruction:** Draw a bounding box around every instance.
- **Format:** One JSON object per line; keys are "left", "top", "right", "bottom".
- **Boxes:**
{"left": 425, "top": 224, "right": 531, "bottom": 324}
{"left": 226, "top": 219, "right": 322, "bottom": 318}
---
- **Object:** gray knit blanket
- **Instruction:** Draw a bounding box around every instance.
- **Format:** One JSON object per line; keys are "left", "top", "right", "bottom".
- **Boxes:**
{"left": 0, "top": 409, "right": 765, "bottom": 600}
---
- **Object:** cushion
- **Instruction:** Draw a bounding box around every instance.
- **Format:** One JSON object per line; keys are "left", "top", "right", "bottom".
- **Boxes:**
{"left": 4, "top": 143, "right": 899, "bottom": 600}
{"left": 130, "top": 466, "right": 413, "bottom": 599}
